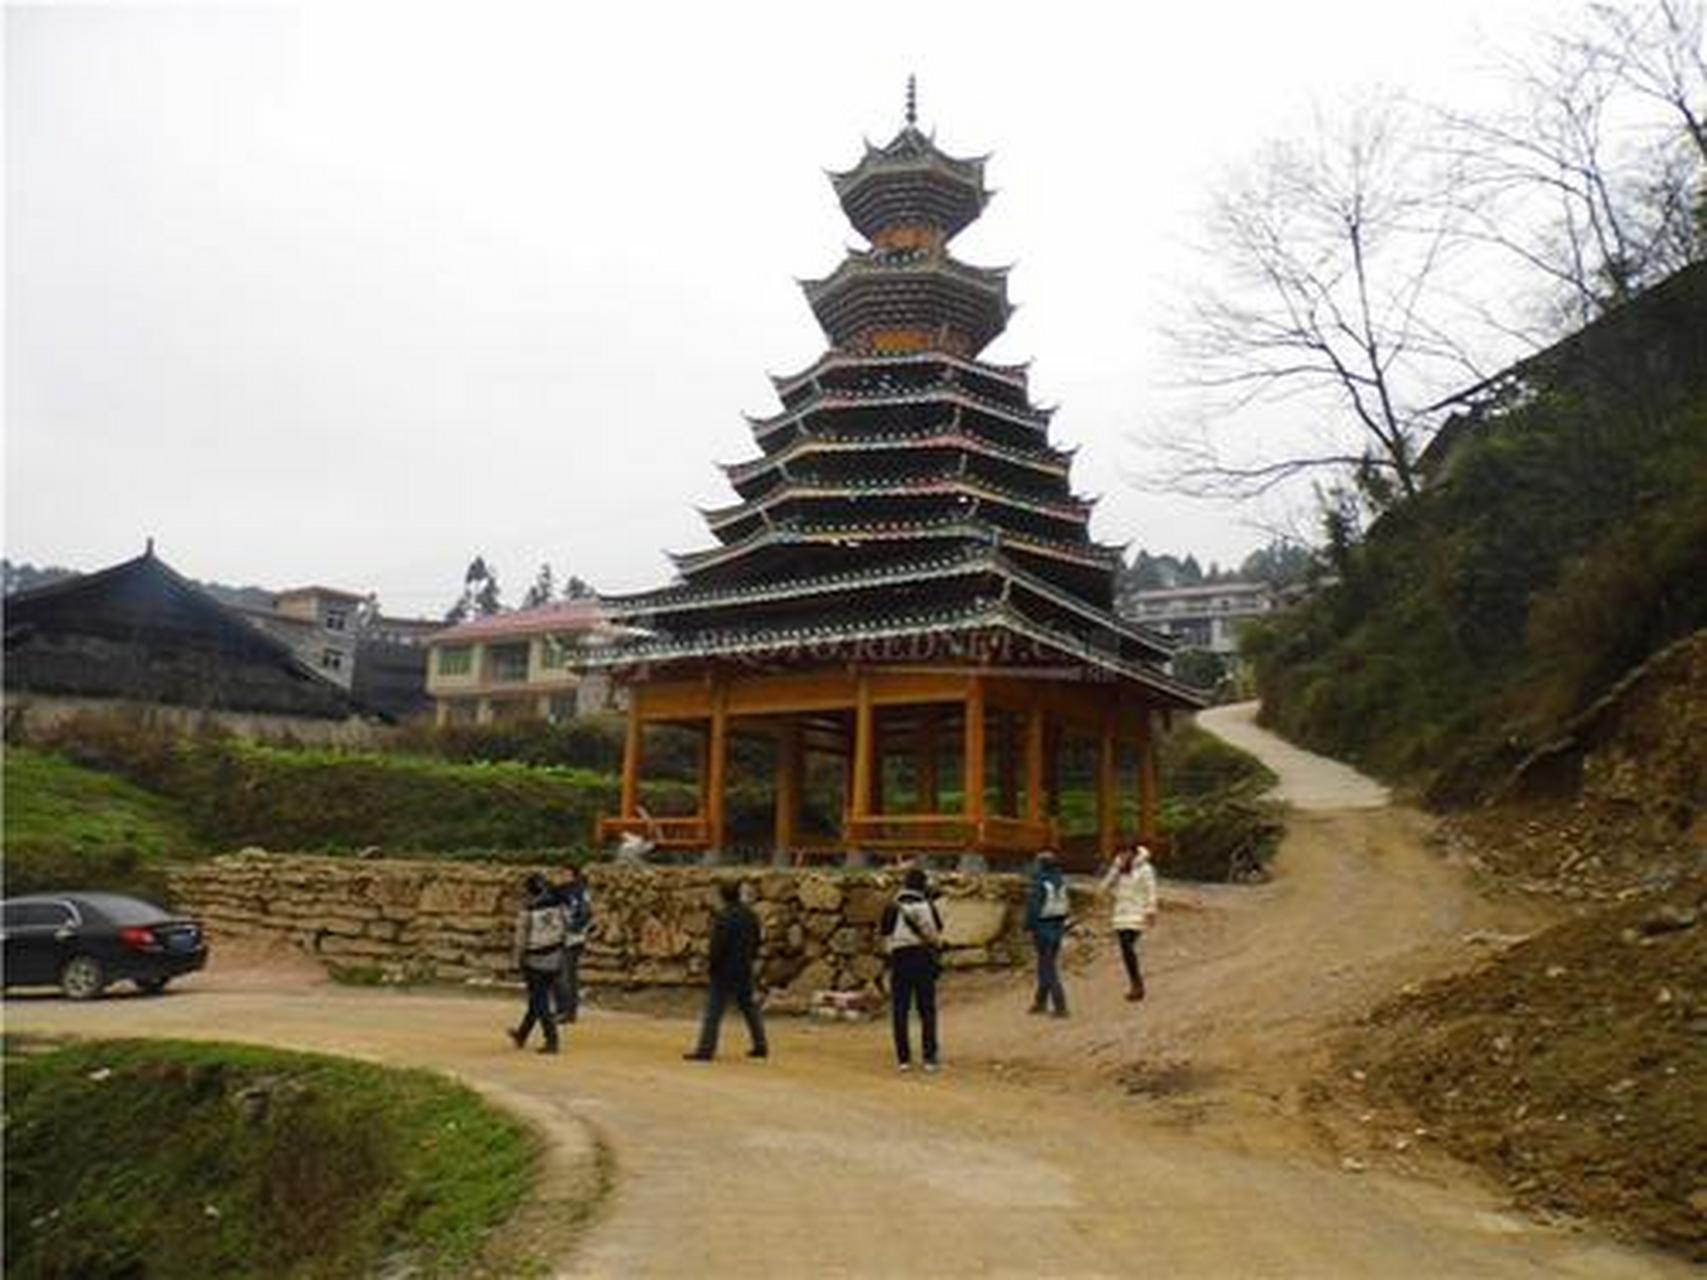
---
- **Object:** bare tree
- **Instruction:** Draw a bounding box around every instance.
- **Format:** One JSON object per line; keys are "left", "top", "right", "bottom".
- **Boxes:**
{"left": 1158, "top": 96, "right": 1481, "bottom": 506}
{"left": 1445, "top": 0, "right": 1706, "bottom": 326}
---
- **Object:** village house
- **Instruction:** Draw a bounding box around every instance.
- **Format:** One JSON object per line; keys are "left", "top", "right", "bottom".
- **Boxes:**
{"left": 1123, "top": 580, "right": 1279, "bottom": 658}
{"left": 2, "top": 546, "right": 376, "bottom": 742}
{"left": 426, "top": 599, "right": 616, "bottom": 726}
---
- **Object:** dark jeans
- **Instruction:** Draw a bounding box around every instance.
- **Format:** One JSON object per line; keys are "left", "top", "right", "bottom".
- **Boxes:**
{"left": 694, "top": 976, "right": 767, "bottom": 1057}
{"left": 890, "top": 948, "right": 939, "bottom": 1065}
{"left": 554, "top": 945, "right": 583, "bottom": 1022}
{"left": 1117, "top": 929, "right": 1144, "bottom": 988}
{"left": 1032, "top": 932, "right": 1068, "bottom": 1014}
{"left": 517, "top": 966, "right": 560, "bottom": 1050}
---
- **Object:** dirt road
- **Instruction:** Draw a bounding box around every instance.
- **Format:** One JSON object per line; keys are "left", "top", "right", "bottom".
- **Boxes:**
{"left": 6, "top": 704, "right": 1690, "bottom": 1278}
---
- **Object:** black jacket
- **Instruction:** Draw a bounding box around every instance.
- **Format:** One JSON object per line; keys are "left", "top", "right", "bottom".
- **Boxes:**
{"left": 708, "top": 901, "right": 761, "bottom": 984}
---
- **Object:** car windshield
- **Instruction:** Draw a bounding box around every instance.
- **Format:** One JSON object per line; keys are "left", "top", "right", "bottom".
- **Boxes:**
{"left": 79, "top": 896, "right": 172, "bottom": 926}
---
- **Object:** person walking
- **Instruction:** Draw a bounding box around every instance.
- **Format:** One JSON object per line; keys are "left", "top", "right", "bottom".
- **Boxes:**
{"left": 1101, "top": 845, "right": 1158, "bottom": 1001}
{"left": 883, "top": 866, "right": 944, "bottom": 1072}
{"left": 509, "top": 872, "right": 567, "bottom": 1054}
{"left": 683, "top": 880, "right": 768, "bottom": 1061}
{"left": 553, "top": 864, "right": 593, "bottom": 1025}
{"left": 1024, "top": 851, "right": 1071, "bottom": 1017}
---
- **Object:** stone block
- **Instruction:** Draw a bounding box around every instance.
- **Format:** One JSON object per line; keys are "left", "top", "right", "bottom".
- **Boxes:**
{"left": 803, "top": 911, "right": 840, "bottom": 940}
{"left": 786, "top": 958, "right": 837, "bottom": 995}
{"left": 419, "top": 881, "right": 502, "bottom": 916}
{"left": 828, "top": 925, "right": 869, "bottom": 956}
{"left": 638, "top": 915, "right": 688, "bottom": 959}
{"left": 797, "top": 875, "right": 844, "bottom": 913}
{"left": 843, "top": 886, "right": 888, "bottom": 925}
{"left": 939, "top": 898, "right": 1008, "bottom": 948}
{"left": 847, "top": 953, "right": 885, "bottom": 983}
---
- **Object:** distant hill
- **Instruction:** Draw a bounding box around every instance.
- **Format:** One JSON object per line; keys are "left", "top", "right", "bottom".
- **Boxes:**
{"left": 1245, "top": 263, "right": 1707, "bottom": 803}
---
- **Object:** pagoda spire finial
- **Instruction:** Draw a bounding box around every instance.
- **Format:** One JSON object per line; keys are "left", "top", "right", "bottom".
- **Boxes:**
{"left": 905, "top": 74, "right": 917, "bottom": 127}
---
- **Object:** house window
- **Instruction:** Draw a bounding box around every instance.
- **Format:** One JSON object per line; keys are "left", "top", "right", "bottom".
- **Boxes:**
{"left": 437, "top": 645, "right": 472, "bottom": 676}
{"left": 325, "top": 609, "right": 347, "bottom": 632}
{"left": 488, "top": 643, "right": 530, "bottom": 683}
{"left": 320, "top": 648, "right": 344, "bottom": 672}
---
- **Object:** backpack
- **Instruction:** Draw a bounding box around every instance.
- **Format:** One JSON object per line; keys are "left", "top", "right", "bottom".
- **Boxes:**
{"left": 1039, "top": 878, "right": 1070, "bottom": 920}
{"left": 524, "top": 904, "right": 567, "bottom": 953}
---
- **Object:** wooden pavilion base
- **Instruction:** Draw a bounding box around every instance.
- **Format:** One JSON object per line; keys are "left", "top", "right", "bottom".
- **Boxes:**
{"left": 596, "top": 665, "right": 1171, "bottom": 871}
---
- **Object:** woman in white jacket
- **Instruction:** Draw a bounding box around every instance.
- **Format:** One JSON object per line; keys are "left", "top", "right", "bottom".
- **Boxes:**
{"left": 1100, "top": 845, "right": 1158, "bottom": 1001}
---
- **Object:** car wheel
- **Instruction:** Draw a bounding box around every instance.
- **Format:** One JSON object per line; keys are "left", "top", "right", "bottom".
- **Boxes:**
{"left": 135, "top": 976, "right": 170, "bottom": 995}
{"left": 60, "top": 954, "right": 107, "bottom": 1000}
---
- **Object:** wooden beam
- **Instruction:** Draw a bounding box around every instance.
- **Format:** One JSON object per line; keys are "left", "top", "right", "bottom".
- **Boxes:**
{"left": 1024, "top": 705, "right": 1045, "bottom": 824}
{"left": 1097, "top": 708, "right": 1118, "bottom": 860}
{"left": 1138, "top": 709, "right": 1160, "bottom": 843}
{"left": 775, "top": 720, "right": 801, "bottom": 852}
{"left": 706, "top": 681, "right": 729, "bottom": 851}
{"left": 620, "top": 695, "right": 643, "bottom": 819}
{"left": 964, "top": 676, "right": 986, "bottom": 832}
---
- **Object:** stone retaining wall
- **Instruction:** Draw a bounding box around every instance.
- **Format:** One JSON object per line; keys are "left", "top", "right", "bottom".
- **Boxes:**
{"left": 168, "top": 852, "right": 1082, "bottom": 1004}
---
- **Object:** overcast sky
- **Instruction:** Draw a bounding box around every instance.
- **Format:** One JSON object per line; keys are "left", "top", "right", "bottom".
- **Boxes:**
{"left": 7, "top": 0, "right": 1559, "bottom": 617}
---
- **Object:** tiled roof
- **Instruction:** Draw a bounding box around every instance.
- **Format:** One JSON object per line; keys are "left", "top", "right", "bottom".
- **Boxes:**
{"left": 432, "top": 600, "right": 609, "bottom": 644}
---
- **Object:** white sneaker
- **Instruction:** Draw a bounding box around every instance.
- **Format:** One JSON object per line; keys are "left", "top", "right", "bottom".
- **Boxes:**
{"left": 923, "top": 1062, "right": 940, "bottom": 1074}
{"left": 898, "top": 1062, "right": 912, "bottom": 1073}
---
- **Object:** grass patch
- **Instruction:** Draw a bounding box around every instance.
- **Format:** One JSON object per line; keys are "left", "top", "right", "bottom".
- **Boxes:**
{"left": 3, "top": 1037, "right": 541, "bottom": 1278}
{"left": 2, "top": 748, "right": 200, "bottom": 898}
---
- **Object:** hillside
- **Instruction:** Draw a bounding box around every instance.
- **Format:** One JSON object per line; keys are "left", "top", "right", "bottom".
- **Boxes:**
{"left": 1248, "top": 264, "right": 1707, "bottom": 807}
{"left": 2, "top": 748, "right": 200, "bottom": 899}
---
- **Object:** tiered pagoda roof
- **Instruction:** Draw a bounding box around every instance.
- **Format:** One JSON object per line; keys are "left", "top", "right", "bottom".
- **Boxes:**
{"left": 591, "top": 91, "right": 1191, "bottom": 703}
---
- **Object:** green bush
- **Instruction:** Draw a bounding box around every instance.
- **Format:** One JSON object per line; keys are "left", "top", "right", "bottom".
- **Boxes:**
{"left": 4, "top": 1038, "right": 540, "bottom": 1278}
{"left": 1157, "top": 724, "right": 1283, "bottom": 881}
{"left": 26, "top": 713, "right": 705, "bottom": 855}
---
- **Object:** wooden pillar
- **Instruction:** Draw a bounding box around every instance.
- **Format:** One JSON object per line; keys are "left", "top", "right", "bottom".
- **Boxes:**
{"left": 964, "top": 677, "right": 986, "bottom": 836}
{"left": 1024, "top": 706, "right": 1046, "bottom": 825}
{"left": 1138, "top": 709, "right": 1160, "bottom": 844}
{"left": 620, "top": 696, "right": 643, "bottom": 819}
{"left": 775, "top": 720, "right": 801, "bottom": 852}
{"left": 706, "top": 682, "right": 729, "bottom": 851}
{"left": 1097, "top": 708, "right": 1118, "bottom": 860}
{"left": 872, "top": 715, "right": 886, "bottom": 816}
{"left": 918, "top": 711, "right": 940, "bottom": 812}
{"left": 997, "top": 710, "right": 1018, "bottom": 817}
{"left": 1044, "top": 723, "right": 1061, "bottom": 818}
{"left": 851, "top": 674, "right": 875, "bottom": 826}
{"left": 696, "top": 725, "right": 711, "bottom": 816}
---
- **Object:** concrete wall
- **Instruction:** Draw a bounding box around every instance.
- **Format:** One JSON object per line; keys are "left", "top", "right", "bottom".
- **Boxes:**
{"left": 3, "top": 694, "right": 383, "bottom": 747}
{"left": 168, "top": 853, "right": 1081, "bottom": 1004}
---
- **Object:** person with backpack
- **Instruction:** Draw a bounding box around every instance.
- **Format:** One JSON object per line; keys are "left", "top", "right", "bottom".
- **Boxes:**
{"left": 1101, "top": 844, "right": 1159, "bottom": 1001}
{"left": 1024, "top": 850, "right": 1071, "bottom": 1017}
{"left": 683, "top": 880, "right": 769, "bottom": 1061}
{"left": 882, "top": 866, "right": 945, "bottom": 1073}
{"left": 553, "top": 863, "right": 593, "bottom": 1025}
{"left": 510, "top": 872, "right": 568, "bottom": 1054}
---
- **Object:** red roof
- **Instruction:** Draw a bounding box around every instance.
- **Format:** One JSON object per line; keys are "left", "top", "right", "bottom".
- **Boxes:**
{"left": 433, "top": 599, "right": 609, "bottom": 644}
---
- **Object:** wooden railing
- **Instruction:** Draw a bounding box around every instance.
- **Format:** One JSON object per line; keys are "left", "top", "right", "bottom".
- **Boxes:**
{"left": 841, "top": 813, "right": 1058, "bottom": 861}
{"left": 843, "top": 813, "right": 973, "bottom": 850}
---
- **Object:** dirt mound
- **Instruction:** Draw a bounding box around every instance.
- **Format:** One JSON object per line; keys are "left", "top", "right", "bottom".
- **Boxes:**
{"left": 1342, "top": 874, "right": 1707, "bottom": 1260}
{"left": 1441, "top": 631, "right": 1705, "bottom": 900}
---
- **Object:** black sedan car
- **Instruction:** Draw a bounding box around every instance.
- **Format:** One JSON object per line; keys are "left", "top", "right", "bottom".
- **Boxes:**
{"left": 1, "top": 893, "right": 208, "bottom": 999}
